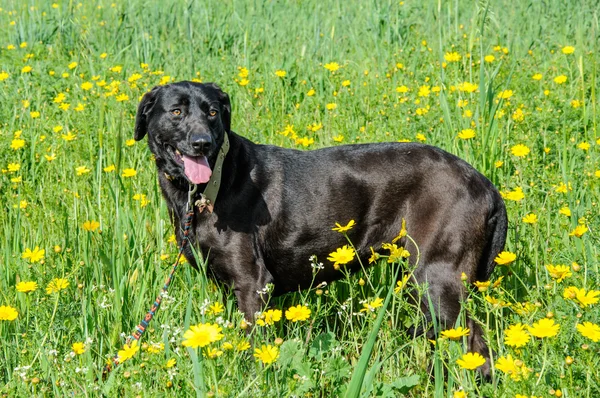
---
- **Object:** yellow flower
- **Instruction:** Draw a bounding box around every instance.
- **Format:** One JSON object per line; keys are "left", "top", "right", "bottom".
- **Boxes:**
{"left": 494, "top": 251, "right": 516, "bottom": 266}
{"left": 16, "top": 281, "right": 38, "bottom": 293}
{"left": 46, "top": 278, "right": 69, "bottom": 294}
{"left": 117, "top": 340, "right": 139, "bottom": 363}
{"left": 381, "top": 243, "right": 410, "bottom": 262}
{"left": 497, "top": 90, "right": 513, "bottom": 99}
{"left": 473, "top": 280, "right": 491, "bottom": 292}
{"left": 394, "top": 275, "right": 410, "bottom": 293}
{"left": 441, "top": 327, "right": 470, "bottom": 341}
{"left": 484, "top": 55, "right": 495, "bottom": 63}
{"left": 494, "top": 160, "right": 504, "bottom": 168}
{"left": 576, "top": 322, "right": 600, "bottom": 342}
{"left": 569, "top": 224, "right": 588, "bottom": 238}
{"left": 456, "top": 352, "right": 486, "bottom": 370}
{"left": 360, "top": 297, "right": 384, "bottom": 312}
{"left": 82, "top": 220, "right": 100, "bottom": 232}
{"left": 504, "top": 323, "right": 531, "bottom": 348}
{"left": 0, "top": 71, "right": 9, "bottom": 81}
{"left": 256, "top": 309, "right": 282, "bottom": 326}
{"left": 238, "top": 78, "right": 250, "bottom": 86}
{"left": 510, "top": 144, "right": 530, "bottom": 157}
{"left": 327, "top": 245, "right": 355, "bottom": 270}
{"left": 208, "top": 302, "right": 224, "bottom": 315}
{"left": 21, "top": 65, "right": 33, "bottom": 74}
{"left": 495, "top": 354, "right": 530, "bottom": 381}
{"left": 182, "top": 323, "right": 224, "bottom": 348}
{"left": 532, "top": 73, "right": 543, "bottom": 80}
{"left": 81, "top": 82, "right": 93, "bottom": 90}
{"left": 564, "top": 287, "right": 600, "bottom": 308}
{"left": 116, "top": 93, "right": 129, "bottom": 102}
{"left": 418, "top": 85, "right": 430, "bottom": 97}
{"left": 109, "top": 65, "right": 123, "bottom": 73}
{"left": 332, "top": 220, "right": 355, "bottom": 233}
{"left": 104, "top": 165, "right": 116, "bottom": 173}
{"left": 326, "top": 103, "right": 337, "bottom": 111}
{"left": 274, "top": 70, "right": 286, "bottom": 78}
{"left": 559, "top": 206, "right": 571, "bottom": 217}
{"left": 501, "top": 187, "right": 525, "bottom": 202}
{"left": 453, "top": 391, "right": 467, "bottom": 398}
{"left": 253, "top": 344, "right": 279, "bottom": 365}
{"left": 285, "top": 304, "right": 311, "bottom": 322}
{"left": 307, "top": 88, "right": 315, "bottom": 96}
{"left": 577, "top": 142, "right": 590, "bottom": 151}
{"left": 76, "top": 166, "right": 90, "bottom": 176}
{"left": 236, "top": 341, "right": 251, "bottom": 351}
{"left": 519, "top": 213, "right": 537, "bottom": 224}
{"left": 545, "top": 264, "right": 572, "bottom": 283}
{"left": 458, "top": 129, "right": 476, "bottom": 140}
{"left": 204, "top": 347, "right": 223, "bottom": 359}
{"left": 396, "top": 85, "right": 409, "bottom": 93}
{"left": 324, "top": 62, "right": 340, "bottom": 72}
{"left": 122, "top": 168, "right": 137, "bottom": 178}
{"left": 146, "top": 342, "right": 165, "bottom": 354}
{"left": 553, "top": 75, "right": 567, "bottom": 84}
{"left": 72, "top": 342, "right": 86, "bottom": 355}
{"left": 10, "top": 138, "right": 25, "bottom": 150}
{"left": 165, "top": 358, "right": 177, "bottom": 368}
{"left": 527, "top": 318, "right": 559, "bottom": 338}
{"left": 342, "top": 80, "right": 350, "bottom": 87}
{"left": 0, "top": 305, "right": 18, "bottom": 321}
{"left": 22, "top": 247, "right": 45, "bottom": 263}
{"left": 457, "top": 82, "right": 478, "bottom": 93}
{"left": 444, "top": 52, "right": 461, "bottom": 62}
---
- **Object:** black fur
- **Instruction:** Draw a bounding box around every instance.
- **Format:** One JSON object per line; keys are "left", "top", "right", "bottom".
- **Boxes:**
{"left": 135, "top": 81, "right": 508, "bottom": 375}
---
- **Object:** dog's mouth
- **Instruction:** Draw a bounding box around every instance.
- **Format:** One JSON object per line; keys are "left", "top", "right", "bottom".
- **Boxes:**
{"left": 167, "top": 145, "right": 212, "bottom": 184}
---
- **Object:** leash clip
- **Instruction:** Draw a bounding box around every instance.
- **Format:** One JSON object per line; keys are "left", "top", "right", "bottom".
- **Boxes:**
{"left": 187, "top": 184, "right": 198, "bottom": 212}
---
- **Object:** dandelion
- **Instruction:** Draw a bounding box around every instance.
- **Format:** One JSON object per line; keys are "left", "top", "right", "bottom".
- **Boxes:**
{"left": 72, "top": 342, "right": 86, "bottom": 355}
{"left": 22, "top": 247, "right": 45, "bottom": 263}
{"left": 10, "top": 138, "right": 25, "bottom": 150}
{"left": 458, "top": 129, "right": 476, "bottom": 140}
{"left": 256, "top": 309, "right": 282, "bottom": 326}
{"left": 360, "top": 297, "right": 384, "bottom": 312}
{"left": 444, "top": 52, "right": 461, "bottom": 62}
{"left": 576, "top": 322, "right": 600, "bottom": 342}
{"left": 501, "top": 187, "right": 525, "bottom": 202}
{"left": 182, "top": 323, "right": 224, "bottom": 348}
{"left": 553, "top": 75, "right": 567, "bottom": 84}
{"left": 285, "top": 304, "right": 311, "bottom": 322}
{"left": 253, "top": 345, "right": 279, "bottom": 365}
{"left": 332, "top": 220, "right": 355, "bottom": 233}
{"left": 495, "top": 355, "right": 531, "bottom": 381}
{"left": 511, "top": 144, "right": 530, "bottom": 157}
{"left": 558, "top": 206, "right": 571, "bottom": 217}
{"left": 546, "top": 264, "right": 572, "bottom": 283}
{"left": 327, "top": 245, "right": 355, "bottom": 270}
{"left": 504, "top": 323, "right": 531, "bottom": 348}
{"left": 324, "top": 62, "right": 340, "bottom": 72}
{"left": 441, "top": 327, "right": 470, "bottom": 341}
{"left": 494, "top": 251, "right": 516, "bottom": 266}
{"left": 456, "top": 352, "right": 486, "bottom": 370}
{"left": 82, "top": 220, "right": 100, "bottom": 232}
{"left": 0, "top": 306, "right": 18, "bottom": 321}
{"left": 16, "top": 281, "right": 38, "bottom": 293}
{"left": 122, "top": 168, "right": 137, "bottom": 178}
{"left": 46, "top": 278, "right": 69, "bottom": 294}
{"left": 569, "top": 225, "right": 588, "bottom": 238}
{"left": 76, "top": 166, "right": 90, "bottom": 176}
{"left": 117, "top": 340, "right": 139, "bottom": 363}
{"left": 527, "top": 318, "right": 559, "bottom": 338}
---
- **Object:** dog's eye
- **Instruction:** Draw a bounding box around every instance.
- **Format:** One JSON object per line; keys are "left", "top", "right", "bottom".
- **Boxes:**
{"left": 171, "top": 109, "right": 181, "bottom": 116}
{"left": 208, "top": 110, "right": 217, "bottom": 117}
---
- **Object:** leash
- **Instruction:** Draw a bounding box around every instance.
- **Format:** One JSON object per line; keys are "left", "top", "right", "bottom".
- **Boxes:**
{"left": 103, "top": 183, "right": 197, "bottom": 377}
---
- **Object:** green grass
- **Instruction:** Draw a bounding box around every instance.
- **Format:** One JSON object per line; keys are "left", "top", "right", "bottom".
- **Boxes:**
{"left": 1, "top": 0, "right": 600, "bottom": 396}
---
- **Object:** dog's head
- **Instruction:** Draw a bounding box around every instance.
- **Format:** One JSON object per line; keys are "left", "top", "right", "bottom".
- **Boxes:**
{"left": 134, "top": 81, "right": 231, "bottom": 185}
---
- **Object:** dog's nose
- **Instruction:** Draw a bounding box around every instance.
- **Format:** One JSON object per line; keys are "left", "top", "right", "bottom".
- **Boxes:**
{"left": 190, "top": 134, "right": 212, "bottom": 153}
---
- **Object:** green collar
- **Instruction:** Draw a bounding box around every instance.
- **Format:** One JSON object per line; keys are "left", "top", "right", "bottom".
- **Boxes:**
{"left": 194, "top": 132, "right": 230, "bottom": 213}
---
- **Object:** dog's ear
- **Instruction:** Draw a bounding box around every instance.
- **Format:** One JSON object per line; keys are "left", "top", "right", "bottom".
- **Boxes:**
{"left": 135, "top": 86, "right": 161, "bottom": 141}
{"left": 205, "top": 83, "right": 231, "bottom": 132}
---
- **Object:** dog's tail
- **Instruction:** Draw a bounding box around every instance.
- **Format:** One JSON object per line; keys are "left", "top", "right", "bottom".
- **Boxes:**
{"left": 477, "top": 189, "right": 508, "bottom": 282}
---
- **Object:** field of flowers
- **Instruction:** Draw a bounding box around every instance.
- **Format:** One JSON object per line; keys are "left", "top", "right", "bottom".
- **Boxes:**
{"left": 1, "top": 0, "right": 599, "bottom": 396}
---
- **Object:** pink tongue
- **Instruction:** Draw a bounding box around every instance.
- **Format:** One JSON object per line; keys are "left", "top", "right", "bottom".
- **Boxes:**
{"left": 182, "top": 155, "right": 212, "bottom": 184}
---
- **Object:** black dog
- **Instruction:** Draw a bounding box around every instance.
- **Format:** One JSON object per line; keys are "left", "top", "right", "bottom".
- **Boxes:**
{"left": 134, "top": 81, "right": 507, "bottom": 374}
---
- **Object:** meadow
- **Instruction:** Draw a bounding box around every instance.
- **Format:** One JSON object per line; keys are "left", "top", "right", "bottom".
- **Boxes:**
{"left": 1, "top": 0, "right": 599, "bottom": 396}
